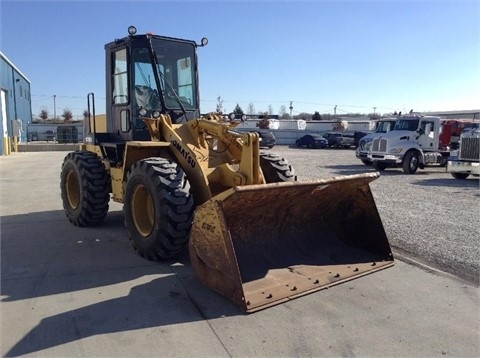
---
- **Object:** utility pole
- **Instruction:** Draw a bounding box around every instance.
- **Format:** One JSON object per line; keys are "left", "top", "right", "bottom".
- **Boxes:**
{"left": 53, "top": 94, "right": 57, "bottom": 124}
{"left": 289, "top": 101, "right": 293, "bottom": 119}
{"left": 373, "top": 106, "right": 377, "bottom": 115}
{"left": 334, "top": 105, "right": 337, "bottom": 115}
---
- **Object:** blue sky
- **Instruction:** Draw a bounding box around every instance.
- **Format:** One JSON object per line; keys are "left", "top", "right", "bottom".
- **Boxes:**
{"left": 1, "top": 0, "right": 479, "bottom": 119}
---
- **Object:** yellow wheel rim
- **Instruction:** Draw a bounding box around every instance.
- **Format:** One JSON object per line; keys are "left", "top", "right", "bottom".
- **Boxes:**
{"left": 66, "top": 170, "right": 80, "bottom": 210}
{"left": 131, "top": 184, "right": 154, "bottom": 237}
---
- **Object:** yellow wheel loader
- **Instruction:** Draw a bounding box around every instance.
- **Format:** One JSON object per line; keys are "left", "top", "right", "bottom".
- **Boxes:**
{"left": 60, "top": 26, "right": 394, "bottom": 312}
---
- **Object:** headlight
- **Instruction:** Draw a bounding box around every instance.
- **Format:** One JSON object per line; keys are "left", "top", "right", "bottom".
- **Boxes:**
{"left": 139, "top": 107, "right": 147, "bottom": 116}
{"left": 152, "top": 110, "right": 161, "bottom": 118}
{"left": 389, "top": 148, "right": 403, "bottom": 154}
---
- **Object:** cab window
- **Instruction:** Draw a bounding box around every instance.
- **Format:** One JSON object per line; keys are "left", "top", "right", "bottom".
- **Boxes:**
{"left": 112, "top": 49, "right": 128, "bottom": 104}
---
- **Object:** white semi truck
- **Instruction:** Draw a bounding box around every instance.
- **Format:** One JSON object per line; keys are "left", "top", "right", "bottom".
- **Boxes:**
{"left": 356, "top": 118, "right": 397, "bottom": 165}
{"left": 447, "top": 125, "right": 480, "bottom": 179}
{"left": 366, "top": 115, "right": 449, "bottom": 174}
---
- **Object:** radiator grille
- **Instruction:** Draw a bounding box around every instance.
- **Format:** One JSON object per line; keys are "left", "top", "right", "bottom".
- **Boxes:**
{"left": 459, "top": 137, "right": 480, "bottom": 161}
{"left": 372, "top": 138, "right": 387, "bottom": 152}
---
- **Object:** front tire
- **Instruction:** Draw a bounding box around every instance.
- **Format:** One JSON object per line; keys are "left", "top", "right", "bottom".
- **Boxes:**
{"left": 402, "top": 151, "right": 419, "bottom": 174}
{"left": 373, "top": 162, "right": 387, "bottom": 171}
{"left": 260, "top": 152, "right": 296, "bottom": 182}
{"left": 124, "top": 158, "right": 194, "bottom": 260}
{"left": 451, "top": 172, "right": 469, "bottom": 179}
{"left": 60, "top": 151, "right": 110, "bottom": 226}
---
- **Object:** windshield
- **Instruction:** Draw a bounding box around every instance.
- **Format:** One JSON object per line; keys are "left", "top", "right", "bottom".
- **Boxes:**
{"left": 375, "top": 120, "right": 395, "bottom": 133}
{"left": 152, "top": 38, "right": 197, "bottom": 110}
{"left": 132, "top": 38, "right": 197, "bottom": 112}
{"left": 394, "top": 119, "right": 419, "bottom": 131}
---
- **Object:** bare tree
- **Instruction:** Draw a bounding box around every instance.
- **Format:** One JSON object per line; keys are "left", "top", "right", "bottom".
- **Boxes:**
{"left": 215, "top": 96, "right": 224, "bottom": 114}
{"left": 247, "top": 102, "right": 256, "bottom": 115}
{"left": 39, "top": 109, "right": 49, "bottom": 123}
{"left": 279, "top": 105, "right": 289, "bottom": 119}
{"left": 83, "top": 109, "right": 90, "bottom": 120}
{"left": 267, "top": 104, "right": 273, "bottom": 115}
{"left": 257, "top": 112, "right": 270, "bottom": 129}
{"left": 62, "top": 108, "right": 73, "bottom": 122}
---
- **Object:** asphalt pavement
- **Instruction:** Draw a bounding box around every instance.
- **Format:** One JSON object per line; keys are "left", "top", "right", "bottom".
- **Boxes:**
{"left": 1, "top": 150, "right": 479, "bottom": 357}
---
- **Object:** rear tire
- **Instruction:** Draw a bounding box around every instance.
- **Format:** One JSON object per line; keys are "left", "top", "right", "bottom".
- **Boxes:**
{"left": 60, "top": 151, "right": 110, "bottom": 226}
{"left": 260, "top": 152, "right": 296, "bottom": 182}
{"left": 402, "top": 151, "right": 419, "bottom": 174}
{"left": 124, "top": 158, "right": 194, "bottom": 260}
{"left": 361, "top": 159, "right": 372, "bottom": 166}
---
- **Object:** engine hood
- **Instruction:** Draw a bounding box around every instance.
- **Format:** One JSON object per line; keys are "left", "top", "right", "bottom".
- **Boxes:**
{"left": 375, "top": 130, "right": 414, "bottom": 141}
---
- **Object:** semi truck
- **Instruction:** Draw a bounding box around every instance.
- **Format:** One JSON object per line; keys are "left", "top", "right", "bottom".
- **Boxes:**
{"left": 447, "top": 125, "right": 480, "bottom": 179}
{"left": 355, "top": 118, "right": 397, "bottom": 165}
{"left": 367, "top": 115, "right": 449, "bottom": 174}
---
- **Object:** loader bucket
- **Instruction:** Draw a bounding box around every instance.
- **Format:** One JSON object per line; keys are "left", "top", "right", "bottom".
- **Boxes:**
{"left": 189, "top": 172, "right": 394, "bottom": 312}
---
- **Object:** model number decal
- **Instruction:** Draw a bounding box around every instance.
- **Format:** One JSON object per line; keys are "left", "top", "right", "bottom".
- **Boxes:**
{"left": 171, "top": 140, "right": 196, "bottom": 168}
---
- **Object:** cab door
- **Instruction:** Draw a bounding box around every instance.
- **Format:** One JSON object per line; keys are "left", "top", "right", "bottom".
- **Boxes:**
{"left": 417, "top": 119, "right": 437, "bottom": 149}
{"left": 110, "top": 46, "right": 132, "bottom": 140}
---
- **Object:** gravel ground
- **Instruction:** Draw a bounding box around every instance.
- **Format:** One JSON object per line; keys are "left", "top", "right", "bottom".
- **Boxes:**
{"left": 268, "top": 145, "right": 480, "bottom": 285}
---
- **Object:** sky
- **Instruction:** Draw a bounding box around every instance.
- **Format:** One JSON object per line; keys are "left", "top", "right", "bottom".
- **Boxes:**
{"left": 1, "top": 0, "right": 479, "bottom": 119}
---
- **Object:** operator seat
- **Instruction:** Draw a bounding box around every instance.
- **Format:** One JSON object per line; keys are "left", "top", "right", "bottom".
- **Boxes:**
{"left": 135, "top": 85, "right": 160, "bottom": 110}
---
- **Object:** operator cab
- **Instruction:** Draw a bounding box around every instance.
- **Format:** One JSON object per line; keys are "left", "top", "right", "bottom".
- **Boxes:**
{"left": 99, "top": 26, "right": 206, "bottom": 142}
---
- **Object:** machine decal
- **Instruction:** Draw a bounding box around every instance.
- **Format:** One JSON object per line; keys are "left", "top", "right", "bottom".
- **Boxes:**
{"left": 171, "top": 139, "right": 196, "bottom": 168}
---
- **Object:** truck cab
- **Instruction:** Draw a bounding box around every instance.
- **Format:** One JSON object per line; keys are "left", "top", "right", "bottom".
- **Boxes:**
{"left": 356, "top": 118, "right": 397, "bottom": 165}
{"left": 366, "top": 115, "right": 449, "bottom": 174}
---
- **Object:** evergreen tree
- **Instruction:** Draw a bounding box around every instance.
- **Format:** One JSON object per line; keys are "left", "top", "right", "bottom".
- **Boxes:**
{"left": 312, "top": 111, "right": 322, "bottom": 121}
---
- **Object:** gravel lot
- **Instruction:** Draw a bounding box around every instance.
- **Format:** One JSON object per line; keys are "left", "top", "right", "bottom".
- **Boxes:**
{"left": 269, "top": 145, "right": 480, "bottom": 285}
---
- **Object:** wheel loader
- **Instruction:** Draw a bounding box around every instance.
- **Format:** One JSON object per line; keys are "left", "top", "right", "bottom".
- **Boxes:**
{"left": 60, "top": 26, "right": 394, "bottom": 312}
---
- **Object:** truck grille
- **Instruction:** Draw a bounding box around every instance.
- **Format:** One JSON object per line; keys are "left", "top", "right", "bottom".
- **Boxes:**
{"left": 372, "top": 138, "right": 387, "bottom": 152}
{"left": 459, "top": 137, "right": 480, "bottom": 161}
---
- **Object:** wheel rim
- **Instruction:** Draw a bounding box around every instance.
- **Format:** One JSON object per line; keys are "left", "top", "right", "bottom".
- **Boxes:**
{"left": 131, "top": 184, "right": 154, "bottom": 237}
{"left": 410, "top": 156, "right": 418, "bottom": 171}
{"left": 66, "top": 169, "right": 80, "bottom": 209}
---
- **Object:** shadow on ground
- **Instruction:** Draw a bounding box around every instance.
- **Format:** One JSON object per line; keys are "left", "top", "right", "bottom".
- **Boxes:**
{"left": 1, "top": 210, "right": 242, "bottom": 356}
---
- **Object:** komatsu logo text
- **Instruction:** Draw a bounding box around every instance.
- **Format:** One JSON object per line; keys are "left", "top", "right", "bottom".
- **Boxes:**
{"left": 171, "top": 140, "right": 196, "bottom": 168}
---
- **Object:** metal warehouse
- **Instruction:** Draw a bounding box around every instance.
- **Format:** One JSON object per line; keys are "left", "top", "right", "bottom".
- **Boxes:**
{"left": 0, "top": 52, "right": 32, "bottom": 155}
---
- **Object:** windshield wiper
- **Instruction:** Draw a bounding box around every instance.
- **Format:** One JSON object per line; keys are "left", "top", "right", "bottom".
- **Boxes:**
{"left": 156, "top": 66, "right": 188, "bottom": 122}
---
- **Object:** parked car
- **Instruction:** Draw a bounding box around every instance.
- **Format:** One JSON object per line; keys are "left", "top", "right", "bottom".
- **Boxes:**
{"left": 255, "top": 130, "right": 276, "bottom": 149}
{"left": 322, "top": 132, "right": 343, "bottom": 147}
{"left": 295, "top": 134, "right": 328, "bottom": 148}
{"left": 353, "top": 131, "right": 371, "bottom": 148}
{"left": 45, "top": 130, "right": 55, "bottom": 143}
{"left": 335, "top": 133, "right": 355, "bottom": 148}
{"left": 235, "top": 129, "right": 276, "bottom": 149}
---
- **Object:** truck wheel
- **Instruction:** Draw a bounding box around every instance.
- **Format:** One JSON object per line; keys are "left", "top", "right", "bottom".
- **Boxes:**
{"left": 260, "top": 152, "right": 296, "bottom": 182}
{"left": 373, "top": 162, "right": 387, "bottom": 171}
{"left": 361, "top": 159, "right": 372, "bottom": 166}
{"left": 451, "top": 172, "right": 469, "bottom": 179}
{"left": 402, "top": 151, "right": 419, "bottom": 174}
{"left": 124, "top": 158, "right": 194, "bottom": 260}
{"left": 60, "top": 151, "right": 110, "bottom": 226}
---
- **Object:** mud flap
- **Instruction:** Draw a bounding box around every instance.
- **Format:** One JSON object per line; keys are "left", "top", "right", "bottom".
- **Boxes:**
{"left": 189, "top": 172, "right": 394, "bottom": 312}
